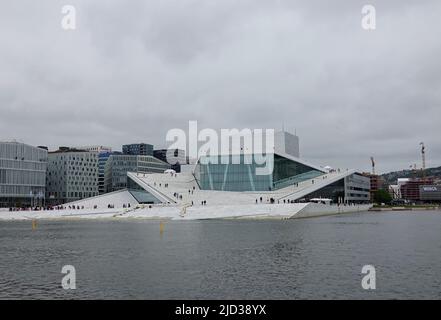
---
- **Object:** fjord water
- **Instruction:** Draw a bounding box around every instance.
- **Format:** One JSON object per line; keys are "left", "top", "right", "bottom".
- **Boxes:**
{"left": 0, "top": 211, "right": 440, "bottom": 299}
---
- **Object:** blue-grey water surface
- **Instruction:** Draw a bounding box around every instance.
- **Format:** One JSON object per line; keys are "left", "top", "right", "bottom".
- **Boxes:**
{"left": 0, "top": 211, "right": 440, "bottom": 299}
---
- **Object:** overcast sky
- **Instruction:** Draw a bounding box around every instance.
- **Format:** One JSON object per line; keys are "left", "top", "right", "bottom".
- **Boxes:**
{"left": 1, "top": 0, "right": 440, "bottom": 173}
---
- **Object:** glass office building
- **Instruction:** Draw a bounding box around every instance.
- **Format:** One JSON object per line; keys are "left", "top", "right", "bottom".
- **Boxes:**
{"left": 0, "top": 142, "right": 48, "bottom": 207}
{"left": 195, "top": 154, "right": 323, "bottom": 192}
{"left": 104, "top": 154, "right": 170, "bottom": 192}
{"left": 98, "top": 151, "right": 122, "bottom": 194}
{"left": 194, "top": 152, "right": 370, "bottom": 203}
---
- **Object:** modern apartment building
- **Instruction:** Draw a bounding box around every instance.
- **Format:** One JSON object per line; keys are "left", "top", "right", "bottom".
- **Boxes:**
{"left": 0, "top": 142, "right": 48, "bottom": 208}
{"left": 46, "top": 148, "right": 98, "bottom": 204}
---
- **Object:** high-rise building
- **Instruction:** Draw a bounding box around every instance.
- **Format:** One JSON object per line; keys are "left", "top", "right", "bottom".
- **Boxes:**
{"left": 153, "top": 149, "right": 186, "bottom": 172}
{"left": 122, "top": 143, "right": 153, "bottom": 156}
{"left": 46, "top": 148, "right": 98, "bottom": 204}
{"left": 104, "top": 154, "right": 170, "bottom": 192}
{"left": 0, "top": 142, "right": 48, "bottom": 208}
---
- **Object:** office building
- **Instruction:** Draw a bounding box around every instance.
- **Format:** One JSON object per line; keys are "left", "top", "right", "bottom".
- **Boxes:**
{"left": 104, "top": 154, "right": 170, "bottom": 192}
{"left": 0, "top": 142, "right": 47, "bottom": 208}
{"left": 46, "top": 148, "right": 98, "bottom": 204}
{"left": 122, "top": 143, "right": 153, "bottom": 156}
{"left": 97, "top": 151, "right": 122, "bottom": 194}
{"left": 419, "top": 185, "right": 441, "bottom": 202}
{"left": 77, "top": 146, "right": 113, "bottom": 195}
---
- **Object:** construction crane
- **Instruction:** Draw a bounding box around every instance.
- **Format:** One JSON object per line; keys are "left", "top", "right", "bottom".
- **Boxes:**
{"left": 420, "top": 142, "right": 426, "bottom": 181}
{"left": 370, "top": 157, "right": 375, "bottom": 175}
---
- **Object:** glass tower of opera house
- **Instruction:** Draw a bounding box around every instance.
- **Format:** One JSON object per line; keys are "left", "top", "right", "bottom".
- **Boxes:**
{"left": 68, "top": 131, "right": 371, "bottom": 220}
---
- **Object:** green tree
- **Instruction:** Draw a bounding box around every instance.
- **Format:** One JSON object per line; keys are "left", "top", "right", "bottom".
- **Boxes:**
{"left": 374, "top": 189, "right": 392, "bottom": 204}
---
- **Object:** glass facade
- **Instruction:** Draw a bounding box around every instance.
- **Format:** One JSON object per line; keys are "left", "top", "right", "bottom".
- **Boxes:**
{"left": 98, "top": 152, "right": 111, "bottom": 194}
{"left": 300, "top": 179, "right": 345, "bottom": 203}
{"left": 196, "top": 155, "right": 272, "bottom": 191}
{"left": 127, "top": 176, "right": 161, "bottom": 204}
{"left": 0, "top": 142, "right": 48, "bottom": 207}
{"left": 272, "top": 155, "right": 323, "bottom": 189}
{"left": 295, "top": 174, "right": 370, "bottom": 204}
{"left": 104, "top": 155, "right": 170, "bottom": 193}
{"left": 196, "top": 154, "right": 324, "bottom": 192}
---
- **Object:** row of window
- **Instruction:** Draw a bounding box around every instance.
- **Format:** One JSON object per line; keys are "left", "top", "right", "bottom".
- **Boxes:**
{"left": 347, "top": 186, "right": 370, "bottom": 192}
{"left": 49, "top": 154, "right": 97, "bottom": 161}
{"left": 0, "top": 169, "right": 46, "bottom": 186}
{"left": 347, "top": 193, "right": 369, "bottom": 198}
{"left": 0, "top": 143, "right": 47, "bottom": 162}
{"left": 0, "top": 185, "right": 45, "bottom": 196}
{"left": 0, "top": 159, "right": 47, "bottom": 171}
{"left": 48, "top": 181, "right": 97, "bottom": 187}
{"left": 49, "top": 171, "right": 97, "bottom": 177}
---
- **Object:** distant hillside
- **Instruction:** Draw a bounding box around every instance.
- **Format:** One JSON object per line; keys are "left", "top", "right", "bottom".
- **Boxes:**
{"left": 381, "top": 166, "right": 441, "bottom": 185}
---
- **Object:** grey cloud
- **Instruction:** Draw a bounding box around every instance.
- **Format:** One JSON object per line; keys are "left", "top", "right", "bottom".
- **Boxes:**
{"left": 1, "top": 0, "right": 440, "bottom": 173}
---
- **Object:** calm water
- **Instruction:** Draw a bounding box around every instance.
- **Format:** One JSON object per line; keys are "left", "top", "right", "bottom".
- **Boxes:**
{"left": 0, "top": 211, "right": 440, "bottom": 299}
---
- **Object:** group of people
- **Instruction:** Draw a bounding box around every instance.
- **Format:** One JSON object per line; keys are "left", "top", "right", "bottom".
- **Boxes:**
{"left": 153, "top": 172, "right": 180, "bottom": 188}
{"left": 8, "top": 206, "right": 52, "bottom": 212}
{"left": 68, "top": 205, "right": 85, "bottom": 210}
{"left": 173, "top": 192, "right": 183, "bottom": 200}
{"left": 155, "top": 182, "right": 170, "bottom": 188}
{"left": 6, "top": 202, "right": 136, "bottom": 213}
{"left": 255, "top": 197, "right": 298, "bottom": 204}
{"left": 255, "top": 197, "right": 277, "bottom": 204}
{"left": 8, "top": 205, "right": 84, "bottom": 211}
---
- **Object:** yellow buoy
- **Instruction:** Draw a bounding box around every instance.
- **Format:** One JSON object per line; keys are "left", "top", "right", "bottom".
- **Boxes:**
{"left": 159, "top": 221, "right": 164, "bottom": 235}
{"left": 32, "top": 220, "right": 37, "bottom": 230}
